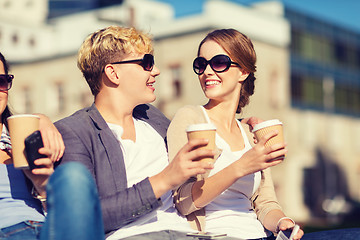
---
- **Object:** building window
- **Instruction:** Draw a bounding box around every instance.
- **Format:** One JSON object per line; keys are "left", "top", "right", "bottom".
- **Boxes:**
{"left": 334, "top": 82, "right": 360, "bottom": 115}
{"left": 29, "top": 37, "right": 35, "bottom": 47}
{"left": 334, "top": 41, "right": 347, "bottom": 65}
{"left": 12, "top": 33, "right": 18, "bottom": 44}
{"left": 56, "top": 82, "right": 65, "bottom": 113}
{"left": 19, "top": 86, "right": 32, "bottom": 113}
{"left": 290, "top": 15, "right": 360, "bottom": 117}
{"left": 302, "top": 75, "right": 323, "bottom": 108}
{"left": 170, "top": 65, "right": 182, "bottom": 98}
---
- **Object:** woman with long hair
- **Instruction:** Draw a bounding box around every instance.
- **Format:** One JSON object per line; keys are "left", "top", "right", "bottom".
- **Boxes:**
{"left": 167, "top": 29, "right": 303, "bottom": 240}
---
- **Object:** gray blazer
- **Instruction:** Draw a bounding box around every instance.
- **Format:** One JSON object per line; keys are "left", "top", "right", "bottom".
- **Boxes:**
{"left": 55, "top": 103, "right": 170, "bottom": 235}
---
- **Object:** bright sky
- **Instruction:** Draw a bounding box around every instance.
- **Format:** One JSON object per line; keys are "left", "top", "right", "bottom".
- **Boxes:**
{"left": 156, "top": 0, "right": 360, "bottom": 34}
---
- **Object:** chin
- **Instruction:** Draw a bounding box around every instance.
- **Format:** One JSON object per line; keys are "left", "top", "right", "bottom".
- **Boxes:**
{"left": 144, "top": 95, "right": 156, "bottom": 104}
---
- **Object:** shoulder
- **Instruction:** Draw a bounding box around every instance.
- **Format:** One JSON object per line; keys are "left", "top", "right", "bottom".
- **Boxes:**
{"left": 240, "top": 121, "right": 255, "bottom": 147}
{"left": 240, "top": 122, "right": 252, "bottom": 135}
{"left": 56, "top": 105, "right": 89, "bottom": 121}
{"left": 55, "top": 106, "right": 97, "bottom": 134}
{"left": 55, "top": 108, "right": 88, "bottom": 126}
{"left": 168, "top": 105, "right": 208, "bottom": 136}
{"left": 172, "top": 105, "right": 204, "bottom": 121}
{"left": 134, "top": 104, "right": 169, "bottom": 122}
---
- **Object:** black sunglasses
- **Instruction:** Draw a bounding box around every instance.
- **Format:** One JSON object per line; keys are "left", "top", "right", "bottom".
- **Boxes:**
{"left": 0, "top": 74, "right": 13, "bottom": 91}
{"left": 193, "top": 54, "right": 240, "bottom": 75}
{"left": 110, "top": 54, "right": 154, "bottom": 71}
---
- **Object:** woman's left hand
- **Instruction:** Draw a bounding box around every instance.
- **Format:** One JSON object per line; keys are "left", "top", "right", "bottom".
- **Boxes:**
{"left": 277, "top": 219, "right": 304, "bottom": 240}
{"left": 37, "top": 114, "right": 65, "bottom": 162}
{"left": 23, "top": 147, "right": 54, "bottom": 197}
{"left": 241, "top": 116, "right": 264, "bottom": 144}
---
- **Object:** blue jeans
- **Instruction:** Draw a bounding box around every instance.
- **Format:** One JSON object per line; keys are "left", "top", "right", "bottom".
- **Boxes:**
{"left": 0, "top": 221, "right": 43, "bottom": 240}
{"left": 0, "top": 162, "right": 104, "bottom": 240}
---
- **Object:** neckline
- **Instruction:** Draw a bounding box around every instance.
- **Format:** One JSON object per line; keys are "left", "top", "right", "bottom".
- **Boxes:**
{"left": 199, "top": 106, "right": 251, "bottom": 152}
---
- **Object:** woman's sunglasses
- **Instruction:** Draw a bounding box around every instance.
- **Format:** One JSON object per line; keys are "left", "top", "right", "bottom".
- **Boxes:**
{"left": 193, "top": 54, "right": 240, "bottom": 75}
{"left": 110, "top": 54, "right": 154, "bottom": 71}
{"left": 0, "top": 74, "right": 13, "bottom": 91}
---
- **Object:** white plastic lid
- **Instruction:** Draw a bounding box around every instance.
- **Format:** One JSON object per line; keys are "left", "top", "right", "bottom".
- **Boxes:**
{"left": 252, "top": 119, "right": 282, "bottom": 132}
{"left": 7, "top": 114, "right": 40, "bottom": 120}
{"left": 186, "top": 123, "right": 216, "bottom": 132}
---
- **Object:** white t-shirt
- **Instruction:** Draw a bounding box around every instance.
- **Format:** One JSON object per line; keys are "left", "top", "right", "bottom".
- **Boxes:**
{"left": 201, "top": 107, "right": 269, "bottom": 239}
{"left": 106, "top": 118, "right": 192, "bottom": 240}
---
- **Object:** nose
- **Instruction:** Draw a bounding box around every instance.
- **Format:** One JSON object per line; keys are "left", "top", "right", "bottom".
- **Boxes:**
{"left": 151, "top": 65, "right": 160, "bottom": 77}
{"left": 203, "top": 63, "right": 214, "bottom": 75}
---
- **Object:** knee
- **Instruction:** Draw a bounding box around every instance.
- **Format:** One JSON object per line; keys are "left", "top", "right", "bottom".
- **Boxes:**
{"left": 50, "top": 162, "right": 95, "bottom": 192}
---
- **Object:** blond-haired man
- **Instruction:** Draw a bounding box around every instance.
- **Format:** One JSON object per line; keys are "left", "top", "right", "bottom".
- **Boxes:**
{"left": 55, "top": 26, "right": 215, "bottom": 239}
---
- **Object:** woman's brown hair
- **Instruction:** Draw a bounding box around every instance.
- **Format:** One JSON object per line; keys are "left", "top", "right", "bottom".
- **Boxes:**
{"left": 197, "top": 29, "right": 257, "bottom": 114}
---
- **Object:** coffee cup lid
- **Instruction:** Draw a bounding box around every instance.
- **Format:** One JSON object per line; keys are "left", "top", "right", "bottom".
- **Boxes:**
{"left": 252, "top": 119, "right": 282, "bottom": 132}
{"left": 186, "top": 123, "right": 216, "bottom": 132}
{"left": 7, "top": 114, "right": 40, "bottom": 120}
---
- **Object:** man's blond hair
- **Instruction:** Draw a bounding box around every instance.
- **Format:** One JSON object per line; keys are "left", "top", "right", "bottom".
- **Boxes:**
{"left": 78, "top": 26, "right": 153, "bottom": 96}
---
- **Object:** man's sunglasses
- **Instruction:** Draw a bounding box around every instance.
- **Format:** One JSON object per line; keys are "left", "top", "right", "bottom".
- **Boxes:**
{"left": 193, "top": 54, "right": 240, "bottom": 75}
{"left": 0, "top": 74, "right": 13, "bottom": 91}
{"left": 110, "top": 54, "right": 154, "bottom": 71}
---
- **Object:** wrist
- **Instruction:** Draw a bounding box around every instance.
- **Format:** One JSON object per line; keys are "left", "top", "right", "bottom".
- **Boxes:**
{"left": 230, "top": 161, "right": 247, "bottom": 179}
{"left": 149, "top": 173, "right": 171, "bottom": 199}
{"left": 276, "top": 217, "right": 295, "bottom": 233}
{"left": 31, "top": 186, "right": 47, "bottom": 202}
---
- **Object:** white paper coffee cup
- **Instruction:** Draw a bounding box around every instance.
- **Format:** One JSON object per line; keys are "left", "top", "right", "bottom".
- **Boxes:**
{"left": 7, "top": 114, "right": 40, "bottom": 169}
{"left": 252, "top": 119, "right": 285, "bottom": 160}
{"left": 186, "top": 123, "right": 216, "bottom": 163}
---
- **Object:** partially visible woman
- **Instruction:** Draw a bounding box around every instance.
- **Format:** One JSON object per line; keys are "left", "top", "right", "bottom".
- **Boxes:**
{"left": 168, "top": 28, "right": 360, "bottom": 240}
{"left": 0, "top": 52, "right": 104, "bottom": 240}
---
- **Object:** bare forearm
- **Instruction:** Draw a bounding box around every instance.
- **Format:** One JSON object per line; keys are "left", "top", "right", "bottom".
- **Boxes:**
{"left": 192, "top": 164, "right": 242, "bottom": 208}
{"left": 149, "top": 172, "right": 172, "bottom": 199}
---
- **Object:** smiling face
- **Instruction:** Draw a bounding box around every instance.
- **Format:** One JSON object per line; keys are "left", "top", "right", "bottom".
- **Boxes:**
{"left": 111, "top": 52, "right": 160, "bottom": 106}
{"left": 197, "top": 40, "right": 248, "bottom": 104}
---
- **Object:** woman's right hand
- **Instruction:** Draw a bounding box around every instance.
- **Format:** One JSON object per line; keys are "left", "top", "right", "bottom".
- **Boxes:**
{"left": 233, "top": 130, "right": 287, "bottom": 177}
{"left": 150, "top": 138, "right": 214, "bottom": 199}
{"left": 22, "top": 147, "right": 54, "bottom": 198}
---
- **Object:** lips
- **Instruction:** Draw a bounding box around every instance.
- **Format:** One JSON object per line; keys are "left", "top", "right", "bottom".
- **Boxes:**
{"left": 205, "top": 80, "right": 221, "bottom": 87}
{"left": 146, "top": 81, "right": 155, "bottom": 90}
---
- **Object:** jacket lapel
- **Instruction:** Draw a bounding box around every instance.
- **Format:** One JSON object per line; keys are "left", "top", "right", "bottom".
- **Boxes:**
{"left": 87, "top": 104, "right": 127, "bottom": 190}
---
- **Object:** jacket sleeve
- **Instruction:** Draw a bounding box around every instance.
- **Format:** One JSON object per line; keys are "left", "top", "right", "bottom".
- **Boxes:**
{"left": 55, "top": 119, "right": 162, "bottom": 234}
{"left": 167, "top": 106, "right": 206, "bottom": 215}
{"left": 251, "top": 168, "right": 282, "bottom": 225}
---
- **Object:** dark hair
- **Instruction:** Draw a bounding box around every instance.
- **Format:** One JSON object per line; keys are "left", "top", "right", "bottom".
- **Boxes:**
{"left": 0, "top": 52, "right": 13, "bottom": 128}
{"left": 198, "top": 29, "right": 257, "bottom": 114}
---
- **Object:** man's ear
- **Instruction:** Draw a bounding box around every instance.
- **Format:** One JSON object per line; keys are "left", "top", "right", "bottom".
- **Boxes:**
{"left": 103, "top": 64, "right": 120, "bottom": 85}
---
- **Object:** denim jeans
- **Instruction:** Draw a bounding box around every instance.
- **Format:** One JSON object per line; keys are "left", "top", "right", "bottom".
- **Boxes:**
{"left": 0, "top": 162, "right": 104, "bottom": 240}
{"left": 0, "top": 221, "right": 43, "bottom": 240}
{"left": 40, "top": 161, "right": 105, "bottom": 240}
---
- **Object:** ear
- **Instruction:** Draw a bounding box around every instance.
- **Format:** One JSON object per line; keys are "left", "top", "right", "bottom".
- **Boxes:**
{"left": 103, "top": 64, "right": 121, "bottom": 85}
{"left": 238, "top": 71, "right": 249, "bottom": 83}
